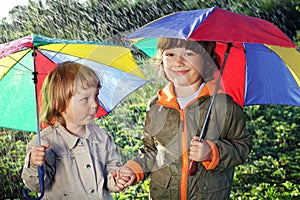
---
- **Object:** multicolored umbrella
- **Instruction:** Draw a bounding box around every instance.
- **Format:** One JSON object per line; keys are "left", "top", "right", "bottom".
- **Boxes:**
{"left": 0, "top": 34, "right": 147, "bottom": 133}
{"left": 126, "top": 6, "right": 300, "bottom": 107}
{"left": 125, "top": 6, "right": 300, "bottom": 176}
{"left": 0, "top": 34, "right": 147, "bottom": 199}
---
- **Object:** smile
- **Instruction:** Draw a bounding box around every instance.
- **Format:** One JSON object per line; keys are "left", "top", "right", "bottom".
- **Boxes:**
{"left": 173, "top": 70, "right": 189, "bottom": 76}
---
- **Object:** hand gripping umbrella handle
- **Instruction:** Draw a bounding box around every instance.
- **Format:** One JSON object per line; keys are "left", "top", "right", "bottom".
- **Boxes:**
{"left": 189, "top": 43, "right": 233, "bottom": 176}
{"left": 22, "top": 53, "right": 45, "bottom": 199}
{"left": 189, "top": 138, "right": 204, "bottom": 176}
{"left": 22, "top": 165, "right": 45, "bottom": 199}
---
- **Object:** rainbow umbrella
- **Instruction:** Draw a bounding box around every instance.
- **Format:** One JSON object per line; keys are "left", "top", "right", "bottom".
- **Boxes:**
{"left": 0, "top": 34, "right": 147, "bottom": 199}
{"left": 0, "top": 34, "right": 147, "bottom": 132}
{"left": 126, "top": 6, "right": 300, "bottom": 107}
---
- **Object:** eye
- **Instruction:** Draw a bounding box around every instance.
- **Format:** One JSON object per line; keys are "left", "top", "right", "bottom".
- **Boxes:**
{"left": 81, "top": 97, "right": 89, "bottom": 103}
{"left": 163, "top": 51, "right": 174, "bottom": 57}
{"left": 184, "top": 51, "right": 195, "bottom": 57}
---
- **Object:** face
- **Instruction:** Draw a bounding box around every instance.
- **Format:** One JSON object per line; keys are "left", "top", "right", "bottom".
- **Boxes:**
{"left": 62, "top": 84, "right": 99, "bottom": 128}
{"left": 162, "top": 47, "right": 204, "bottom": 87}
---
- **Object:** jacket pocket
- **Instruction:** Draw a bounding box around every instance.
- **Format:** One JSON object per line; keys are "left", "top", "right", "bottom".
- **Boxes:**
{"left": 196, "top": 170, "right": 232, "bottom": 199}
{"left": 150, "top": 168, "right": 172, "bottom": 199}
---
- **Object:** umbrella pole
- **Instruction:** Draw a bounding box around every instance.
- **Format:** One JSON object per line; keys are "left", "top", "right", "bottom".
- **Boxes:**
{"left": 189, "top": 43, "right": 233, "bottom": 176}
{"left": 22, "top": 46, "right": 45, "bottom": 200}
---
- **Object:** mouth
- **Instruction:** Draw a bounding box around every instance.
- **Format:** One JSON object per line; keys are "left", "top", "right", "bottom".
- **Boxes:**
{"left": 173, "top": 70, "right": 189, "bottom": 76}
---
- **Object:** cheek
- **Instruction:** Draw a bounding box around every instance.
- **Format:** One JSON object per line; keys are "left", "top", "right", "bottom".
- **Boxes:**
{"left": 163, "top": 65, "right": 173, "bottom": 78}
{"left": 73, "top": 105, "right": 87, "bottom": 114}
{"left": 162, "top": 57, "right": 173, "bottom": 66}
{"left": 192, "top": 60, "right": 204, "bottom": 73}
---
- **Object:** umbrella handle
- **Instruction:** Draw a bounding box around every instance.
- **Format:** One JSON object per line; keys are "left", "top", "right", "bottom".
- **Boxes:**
{"left": 23, "top": 52, "right": 45, "bottom": 199}
{"left": 188, "top": 160, "right": 198, "bottom": 176}
{"left": 22, "top": 165, "right": 45, "bottom": 200}
{"left": 188, "top": 138, "right": 204, "bottom": 176}
{"left": 189, "top": 43, "right": 233, "bottom": 176}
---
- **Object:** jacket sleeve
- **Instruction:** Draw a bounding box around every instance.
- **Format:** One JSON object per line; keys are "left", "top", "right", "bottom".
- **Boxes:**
{"left": 104, "top": 133, "right": 122, "bottom": 191}
{"left": 125, "top": 131, "right": 159, "bottom": 183}
{"left": 21, "top": 152, "right": 40, "bottom": 192}
{"left": 21, "top": 137, "right": 56, "bottom": 192}
{"left": 125, "top": 97, "right": 161, "bottom": 183}
{"left": 208, "top": 95, "right": 252, "bottom": 171}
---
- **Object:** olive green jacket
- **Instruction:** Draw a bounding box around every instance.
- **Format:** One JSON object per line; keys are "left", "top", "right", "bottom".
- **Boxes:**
{"left": 126, "top": 82, "right": 252, "bottom": 200}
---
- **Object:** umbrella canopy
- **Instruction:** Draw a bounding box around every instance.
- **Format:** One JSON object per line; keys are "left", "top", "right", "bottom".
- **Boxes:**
{"left": 0, "top": 34, "right": 147, "bottom": 133}
{"left": 125, "top": 6, "right": 300, "bottom": 107}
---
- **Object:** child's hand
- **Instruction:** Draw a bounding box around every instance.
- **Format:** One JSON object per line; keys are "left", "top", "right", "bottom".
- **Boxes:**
{"left": 189, "top": 136, "right": 213, "bottom": 162}
{"left": 113, "top": 166, "right": 136, "bottom": 191}
{"left": 29, "top": 144, "right": 50, "bottom": 167}
{"left": 112, "top": 170, "right": 130, "bottom": 191}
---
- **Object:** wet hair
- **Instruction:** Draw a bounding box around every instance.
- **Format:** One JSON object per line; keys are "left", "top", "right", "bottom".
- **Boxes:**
{"left": 154, "top": 38, "right": 221, "bottom": 82}
{"left": 40, "top": 61, "right": 101, "bottom": 127}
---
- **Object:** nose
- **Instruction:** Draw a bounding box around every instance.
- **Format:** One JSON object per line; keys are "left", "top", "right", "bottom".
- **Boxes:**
{"left": 174, "top": 55, "right": 185, "bottom": 67}
{"left": 91, "top": 97, "right": 100, "bottom": 110}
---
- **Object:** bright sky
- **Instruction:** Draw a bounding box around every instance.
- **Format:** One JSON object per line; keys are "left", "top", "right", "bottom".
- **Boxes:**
{"left": 0, "top": 0, "right": 30, "bottom": 20}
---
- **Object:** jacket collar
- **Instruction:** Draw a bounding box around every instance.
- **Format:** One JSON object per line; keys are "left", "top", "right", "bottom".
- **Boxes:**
{"left": 157, "top": 80, "right": 225, "bottom": 109}
{"left": 54, "top": 122, "right": 98, "bottom": 149}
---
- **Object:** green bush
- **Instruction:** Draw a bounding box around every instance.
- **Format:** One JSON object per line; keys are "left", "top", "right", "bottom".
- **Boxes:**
{"left": 0, "top": 0, "right": 299, "bottom": 199}
{"left": 231, "top": 105, "right": 300, "bottom": 199}
{"left": 1, "top": 70, "right": 300, "bottom": 199}
{"left": 0, "top": 129, "right": 35, "bottom": 199}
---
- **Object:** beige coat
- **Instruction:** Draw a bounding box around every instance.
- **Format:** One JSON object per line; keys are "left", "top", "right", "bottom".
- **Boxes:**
{"left": 21, "top": 122, "right": 121, "bottom": 200}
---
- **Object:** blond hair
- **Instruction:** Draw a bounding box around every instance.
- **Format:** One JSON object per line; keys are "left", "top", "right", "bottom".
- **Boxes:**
{"left": 40, "top": 61, "right": 101, "bottom": 127}
{"left": 154, "top": 38, "right": 220, "bottom": 82}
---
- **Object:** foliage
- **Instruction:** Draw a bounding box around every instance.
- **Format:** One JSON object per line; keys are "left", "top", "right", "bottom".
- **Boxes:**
{"left": 0, "top": 0, "right": 184, "bottom": 44}
{"left": 0, "top": 0, "right": 299, "bottom": 199}
{"left": 231, "top": 105, "right": 300, "bottom": 199}
{"left": 0, "top": 0, "right": 299, "bottom": 45}
{"left": 0, "top": 129, "right": 35, "bottom": 199}
{"left": 3, "top": 62, "right": 300, "bottom": 199}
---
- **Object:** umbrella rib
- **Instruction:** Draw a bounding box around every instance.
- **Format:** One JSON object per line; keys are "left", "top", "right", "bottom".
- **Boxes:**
{"left": 231, "top": 43, "right": 277, "bottom": 53}
{"left": 37, "top": 44, "right": 68, "bottom": 74}
{"left": 37, "top": 44, "right": 82, "bottom": 74}
{"left": 0, "top": 64, "right": 30, "bottom": 73}
{"left": 1, "top": 53, "right": 33, "bottom": 74}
